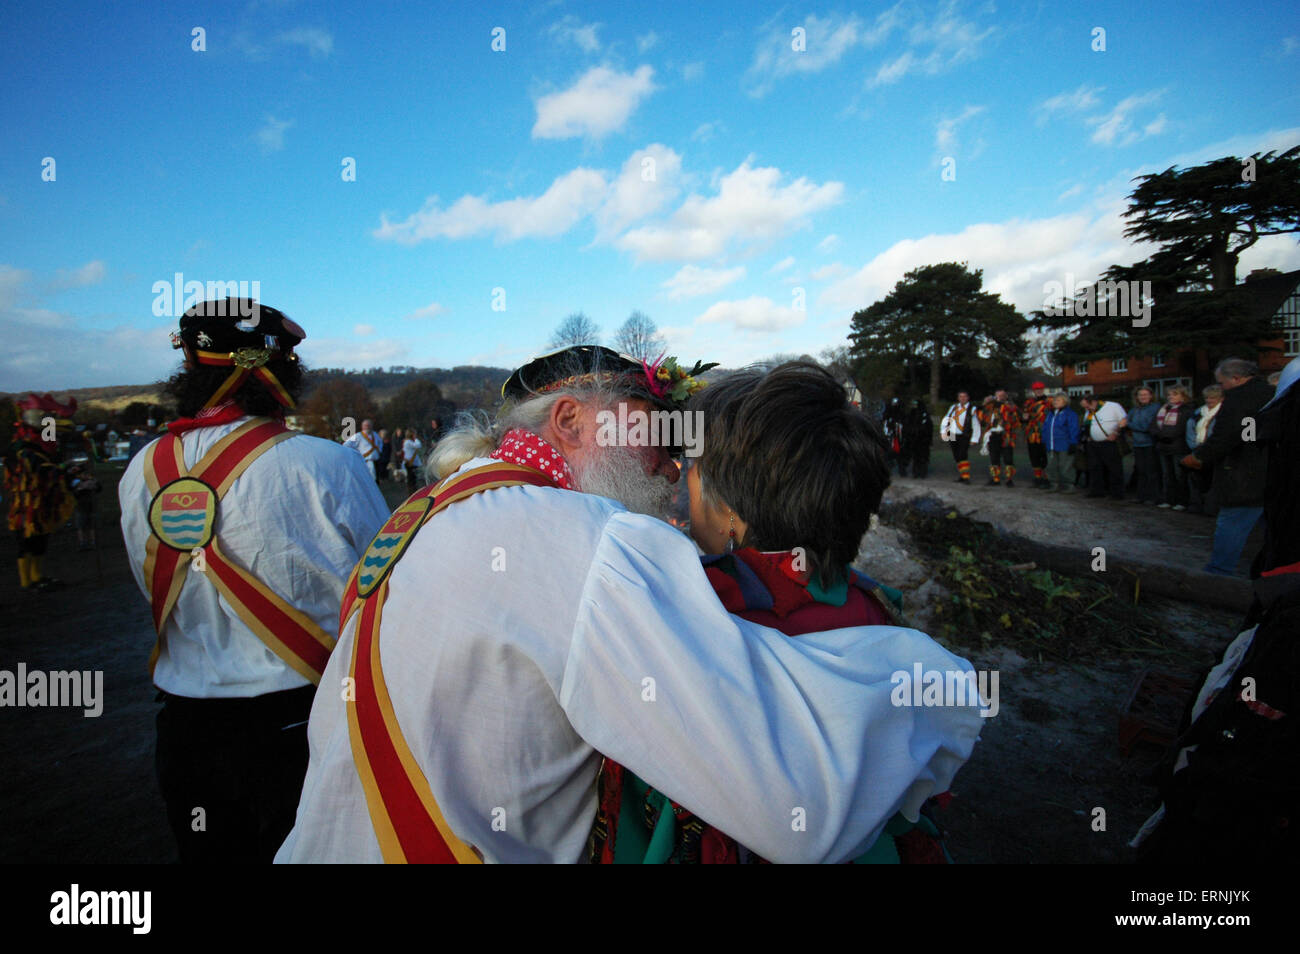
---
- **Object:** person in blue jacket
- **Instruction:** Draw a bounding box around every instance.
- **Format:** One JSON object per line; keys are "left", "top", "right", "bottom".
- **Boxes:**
{"left": 1041, "top": 391, "right": 1081, "bottom": 492}
{"left": 1126, "top": 386, "right": 1161, "bottom": 505}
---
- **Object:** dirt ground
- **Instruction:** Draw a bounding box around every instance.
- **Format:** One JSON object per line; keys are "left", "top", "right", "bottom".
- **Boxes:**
{"left": 0, "top": 453, "right": 1251, "bottom": 863}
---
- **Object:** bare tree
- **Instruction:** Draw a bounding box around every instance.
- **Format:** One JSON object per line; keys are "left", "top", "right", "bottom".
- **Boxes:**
{"left": 547, "top": 312, "right": 601, "bottom": 349}
{"left": 613, "top": 311, "right": 665, "bottom": 360}
{"left": 1023, "top": 329, "right": 1063, "bottom": 377}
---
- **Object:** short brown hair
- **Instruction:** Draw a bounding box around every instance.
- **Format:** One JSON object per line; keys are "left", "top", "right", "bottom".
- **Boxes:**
{"left": 689, "top": 362, "right": 890, "bottom": 587}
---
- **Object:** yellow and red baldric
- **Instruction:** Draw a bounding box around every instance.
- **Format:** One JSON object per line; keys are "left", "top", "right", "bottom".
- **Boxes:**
{"left": 340, "top": 461, "right": 557, "bottom": 863}
{"left": 141, "top": 417, "right": 334, "bottom": 684}
{"left": 194, "top": 348, "right": 296, "bottom": 411}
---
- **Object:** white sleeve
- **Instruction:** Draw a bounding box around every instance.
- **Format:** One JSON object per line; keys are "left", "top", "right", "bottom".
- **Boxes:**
{"left": 330, "top": 448, "right": 392, "bottom": 553}
{"left": 970, "top": 412, "right": 981, "bottom": 442}
{"left": 559, "top": 510, "right": 984, "bottom": 863}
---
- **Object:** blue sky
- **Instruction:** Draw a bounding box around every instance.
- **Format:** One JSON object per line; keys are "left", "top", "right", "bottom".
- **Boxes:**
{"left": 2, "top": 0, "right": 1298, "bottom": 391}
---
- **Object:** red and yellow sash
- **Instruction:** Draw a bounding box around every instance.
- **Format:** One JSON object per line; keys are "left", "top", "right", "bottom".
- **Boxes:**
{"left": 141, "top": 417, "right": 335, "bottom": 684}
{"left": 341, "top": 461, "right": 557, "bottom": 863}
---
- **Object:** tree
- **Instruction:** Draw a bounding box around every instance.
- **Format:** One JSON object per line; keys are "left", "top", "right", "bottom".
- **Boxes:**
{"left": 848, "top": 262, "right": 1028, "bottom": 406}
{"left": 547, "top": 312, "right": 601, "bottom": 350}
{"left": 297, "top": 378, "right": 379, "bottom": 440}
{"left": 613, "top": 311, "right": 665, "bottom": 359}
{"left": 1039, "top": 146, "right": 1300, "bottom": 369}
{"left": 383, "top": 378, "right": 444, "bottom": 433}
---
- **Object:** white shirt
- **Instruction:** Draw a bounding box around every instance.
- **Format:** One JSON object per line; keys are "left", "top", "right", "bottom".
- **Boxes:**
{"left": 402, "top": 437, "right": 422, "bottom": 463}
{"left": 277, "top": 457, "right": 984, "bottom": 864}
{"left": 119, "top": 417, "right": 391, "bottom": 698}
{"left": 940, "top": 403, "right": 980, "bottom": 442}
{"left": 1086, "top": 401, "right": 1128, "bottom": 442}
{"left": 343, "top": 430, "right": 382, "bottom": 462}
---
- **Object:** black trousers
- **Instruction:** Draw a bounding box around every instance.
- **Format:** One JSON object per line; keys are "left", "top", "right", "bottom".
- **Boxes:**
{"left": 155, "top": 685, "right": 315, "bottom": 863}
{"left": 1027, "top": 441, "right": 1047, "bottom": 472}
{"left": 1086, "top": 441, "right": 1125, "bottom": 499}
{"left": 1132, "top": 445, "right": 1161, "bottom": 503}
{"left": 903, "top": 443, "right": 931, "bottom": 478}
{"left": 949, "top": 436, "right": 972, "bottom": 478}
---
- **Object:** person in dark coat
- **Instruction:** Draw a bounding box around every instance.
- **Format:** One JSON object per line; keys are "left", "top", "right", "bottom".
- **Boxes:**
{"left": 901, "top": 399, "right": 933, "bottom": 478}
{"left": 1183, "top": 358, "right": 1274, "bottom": 576}
{"left": 882, "top": 398, "right": 906, "bottom": 475}
{"left": 1252, "top": 357, "right": 1300, "bottom": 576}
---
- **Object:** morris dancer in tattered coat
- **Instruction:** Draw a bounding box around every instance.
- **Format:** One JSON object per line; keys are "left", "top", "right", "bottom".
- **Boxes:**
{"left": 277, "top": 346, "right": 984, "bottom": 863}
{"left": 119, "top": 299, "right": 390, "bottom": 862}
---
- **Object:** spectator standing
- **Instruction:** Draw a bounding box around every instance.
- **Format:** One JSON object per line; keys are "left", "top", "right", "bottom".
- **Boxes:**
{"left": 402, "top": 426, "right": 424, "bottom": 491}
{"left": 901, "top": 399, "right": 933, "bottom": 478}
{"left": 1182, "top": 358, "right": 1274, "bottom": 576}
{"left": 1080, "top": 396, "right": 1127, "bottom": 500}
{"left": 1186, "top": 385, "right": 1224, "bottom": 515}
{"left": 375, "top": 428, "right": 392, "bottom": 482}
{"left": 1127, "top": 387, "right": 1161, "bottom": 505}
{"left": 1153, "top": 386, "right": 1192, "bottom": 510}
{"left": 1042, "top": 391, "right": 1080, "bottom": 493}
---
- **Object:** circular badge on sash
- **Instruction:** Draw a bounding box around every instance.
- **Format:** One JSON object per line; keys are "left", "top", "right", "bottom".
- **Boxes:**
{"left": 357, "top": 496, "right": 433, "bottom": 598}
{"left": 148, "top": 477, "right": 218, "bottom": 552}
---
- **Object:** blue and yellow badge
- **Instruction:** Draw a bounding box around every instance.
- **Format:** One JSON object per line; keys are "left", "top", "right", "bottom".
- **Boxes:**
{"left": 357, "top": 496, "right": 433, "bottom": 597}
{"left": 148, "top": 478, "right": 217, "bottom": 551}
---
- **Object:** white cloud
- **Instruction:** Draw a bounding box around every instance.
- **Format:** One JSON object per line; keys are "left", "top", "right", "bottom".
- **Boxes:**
{"left": 354, "top": 323, "right": 375, "bottom": 337}
{"left": 616, "top": 159, "right": 844, "bottom": 263}
{"left": 681, "top": 61, "right": 704, "bottom": 82}
{"left": 661, "top": 264, "right": 746, "bottom": 300}
{"left": 817, "top": 234, "right": 840, "bottom": 253}
{"left": 549, "top": 16, "right": 601, "bottom": 53}
{"left": 821, "top": 207, "right": 1145, "bottom": 317}
{"left": 49, "top": 260, "right": 107, "bottom": 292}
{"left": 532, "top": 65, "right": 656, "bottom": 140}
{"left": 745, "top": 10, "right": 900, "bottom": 96}
{"left": 595, "top": 144, "right": 682, "bottom": 238}
{"left": 867, "top": 3, "right": 993, "bottom": 88}
{"left": 1087, "top": 91, "right": 1166, "bottom": 146}
{"left": 636, "top": 31, "right": 659, "bottom": 53}
{"left": 1037, "top": 84, "right": 1103, "bottom": 120}
{"left": 254, "top": 115, "right": 293, "bottom": 153}
{"left": 374, "top": 168, "right": 609, "bottom": 244}
{"left": 935, "top": 104, "right": 985, "bottom": 152}
{"left": 279, "top": 27, "right": 333, "bottom": 57}
{"left": 691, "top": 120, "right": 720, "bottom": 142}
{"left": 1056, "top": 183, "right": 1085, "bottom": 202}
{"left": 696, "top": 295, "right": 805, "bottom": 333}
{"left": 1143, "top": 113, "right": 1169, "bottom": 137}
{"left": 769, "top": 256, "right": 796, "bottom": 274}
{"left": 300, "top": 336, "right": 406, "bottom": 369}
{"left": 1282, "top": 36, "right": 1298, "bottom": 54}
{"left": 405, "top": 302, "right": 447, "bottom": 320}
{"left": 810, "top": 262, "right": 849, "bottom": 281}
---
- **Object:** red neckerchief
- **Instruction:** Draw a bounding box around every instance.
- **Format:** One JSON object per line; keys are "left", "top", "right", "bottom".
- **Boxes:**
{"left": 166, "top": 401, "right": 252, "bottom": 436}
{"left": 489, "top": 428, "right": 575, "bottom": 490}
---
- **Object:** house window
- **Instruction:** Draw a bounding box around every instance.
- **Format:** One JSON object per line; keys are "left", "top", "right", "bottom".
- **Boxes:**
{"left": 1111, "top": 358, "right": 1127, "bottom": 373}
{"left": 1151, "top": 353, "right": 1166, "bottom": 368}
{"left": 1067, "top": 385, "right": 1094, "bottom": 397}
{"left": 1074, "top": 361, "right": 1089, "bottom": 375}
{"left": 1281, "top": 290, "right": 1300, "bottom": 356}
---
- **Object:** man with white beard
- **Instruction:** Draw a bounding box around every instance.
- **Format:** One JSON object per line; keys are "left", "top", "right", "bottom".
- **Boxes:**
{"left": 277, "top": 346, "right": 982, "bottom": 863}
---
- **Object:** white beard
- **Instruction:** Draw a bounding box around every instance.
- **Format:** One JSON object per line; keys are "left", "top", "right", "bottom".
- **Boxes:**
{"left": 572, "top": 444, "right": 676, "bottom": 521}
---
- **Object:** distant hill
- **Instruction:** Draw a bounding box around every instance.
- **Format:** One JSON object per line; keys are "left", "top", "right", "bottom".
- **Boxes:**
{"left": 2, "top": 366, "right": 513, "bottom": 414}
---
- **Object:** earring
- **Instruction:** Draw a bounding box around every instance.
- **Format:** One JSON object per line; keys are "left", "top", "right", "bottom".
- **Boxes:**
{"left": 726, "top": 513, "right": 736, "bottom": 553}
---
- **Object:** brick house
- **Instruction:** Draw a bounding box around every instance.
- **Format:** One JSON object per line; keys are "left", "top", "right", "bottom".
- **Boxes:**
{"left": 1061, "top": 268, "right": 1300, "bottom": 399}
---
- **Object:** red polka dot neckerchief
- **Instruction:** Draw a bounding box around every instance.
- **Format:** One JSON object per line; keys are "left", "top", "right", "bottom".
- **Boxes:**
{"left": 489, "top": 428, "right": 575, "bottom": 490}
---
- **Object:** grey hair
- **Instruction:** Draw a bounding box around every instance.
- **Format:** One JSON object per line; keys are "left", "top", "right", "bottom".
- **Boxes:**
{"left": 1202, "top": 384, "right": 1224, "bottom": 399}
{"left": 1214, "top": 357, "right": 1258, "bottom": 380}
{"left": 425, "top": 350, "right": 639, "bottom": 481}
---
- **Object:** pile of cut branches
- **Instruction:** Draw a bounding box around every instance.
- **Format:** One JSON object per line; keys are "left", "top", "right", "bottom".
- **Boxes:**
{"left": 893, "top": 503, "right": 1174, "bottom": 662}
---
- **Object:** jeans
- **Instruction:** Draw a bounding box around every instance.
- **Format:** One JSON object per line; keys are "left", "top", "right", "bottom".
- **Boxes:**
{"left": 1157, "top": 447, "right": 1189, "bottom": 506}
{"left": 1046, "top": 450, "right": 1074, "bottom": 490}
{"left": 1206, "top": 506, "right": 1264, "bottom": 576}
{"left": 1132, "top": 445, "right": 1160, "bottom": 503}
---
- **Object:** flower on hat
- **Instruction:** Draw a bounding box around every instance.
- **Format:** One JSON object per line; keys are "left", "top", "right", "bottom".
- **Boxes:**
{"left": 641, "top": 354, "right": 719, "bottom": 403}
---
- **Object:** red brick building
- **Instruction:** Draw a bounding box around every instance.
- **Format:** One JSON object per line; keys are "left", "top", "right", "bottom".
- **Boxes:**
{"left": 1061, "top": 268, "right": 1300, "bottom": 399}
